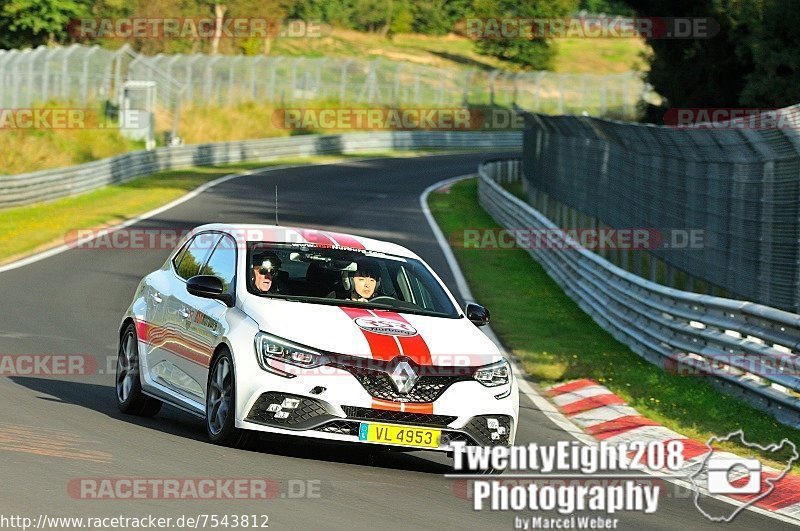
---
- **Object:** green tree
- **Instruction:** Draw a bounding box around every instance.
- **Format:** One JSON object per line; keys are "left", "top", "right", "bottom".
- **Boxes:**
{"left": 1, "top": 0, "right": 89, "bottom": 45}
{"left": 390, "top": 0, "right": 414, "bottom": 34}
{"left": 469, "top": 0, "right": 578, "bottom": 70}
{"left": 411, "top": 0, "right": 471, "bottom": 35}
{"left": 739, "top": 0, "right": 800, "bottom": 107}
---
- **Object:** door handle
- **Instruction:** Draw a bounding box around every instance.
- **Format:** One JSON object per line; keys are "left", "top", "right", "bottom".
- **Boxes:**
{"left": 179, "top": 308, "right": 190, "bottom": 319}
{"left": 150, "top": 293, "right": 162, "bottom": 304}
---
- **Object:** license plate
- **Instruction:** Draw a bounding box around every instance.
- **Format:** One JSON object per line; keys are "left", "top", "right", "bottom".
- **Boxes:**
{"left": 358, "top": 422, "right": 440, "bottom": 448}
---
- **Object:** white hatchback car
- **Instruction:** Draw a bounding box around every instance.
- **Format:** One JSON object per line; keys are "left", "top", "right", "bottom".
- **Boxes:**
{"left": 117, "top": 224, "right": 518, "bottom": 456}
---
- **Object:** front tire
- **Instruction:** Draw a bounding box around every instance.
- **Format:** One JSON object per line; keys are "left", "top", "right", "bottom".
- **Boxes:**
{"left": 116, "top": 323, "right": 162, "bottom": 417}
{"left": 206, "top": 349, "right": 249, "bottom": 448}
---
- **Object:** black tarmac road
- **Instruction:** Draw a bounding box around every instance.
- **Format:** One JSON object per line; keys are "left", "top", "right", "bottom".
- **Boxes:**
{"left": 0, "top": 153, "right": 793, "bottom": 530}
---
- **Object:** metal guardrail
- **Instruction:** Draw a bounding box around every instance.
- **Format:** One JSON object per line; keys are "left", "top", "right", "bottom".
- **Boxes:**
{"left": 478, "top": 159, "right": 800, "bottom": 428}
{"left": 0, "top": 131, "right": 521, "bottom": 208}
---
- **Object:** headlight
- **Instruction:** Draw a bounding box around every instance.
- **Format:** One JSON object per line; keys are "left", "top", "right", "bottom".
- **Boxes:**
{"left": 254, "top": 332, "right": 328, "bottom": 373}
{"left": 473, "top": 359, "right": 511, "bottom": 387}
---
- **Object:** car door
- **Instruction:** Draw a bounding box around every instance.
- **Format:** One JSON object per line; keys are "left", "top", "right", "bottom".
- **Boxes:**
{"left": 168, "top": 232, "right": 237, "bottom": 407}
{"left": 147, "top": 232, "right": 219, "bottom": 405}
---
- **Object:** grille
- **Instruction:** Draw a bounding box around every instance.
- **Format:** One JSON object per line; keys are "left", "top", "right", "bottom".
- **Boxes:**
{"left": 333, "top": 361, "right": 466, "bottom": 403}
{"left": 246, "top": 392, "right": 334, "bottom": 430}
{"left": 441, "top": 432, "right": 476, "bottom": 446}
{"left": 342, "top": 406, "right": 457, "bottom": 428}
{"left": 463, "top": 415, "right": 513, "bottom": 446}
{"left": 316, "top": 420, "right": 360, "bottom": 436}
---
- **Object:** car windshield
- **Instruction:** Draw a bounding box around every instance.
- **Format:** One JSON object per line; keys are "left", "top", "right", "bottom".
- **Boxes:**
{"left": 245, "top": 243, "right": 460, "bottom": 318}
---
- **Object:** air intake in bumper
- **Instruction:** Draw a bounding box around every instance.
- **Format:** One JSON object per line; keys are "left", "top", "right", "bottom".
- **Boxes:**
{"left": 246, "top": 392, "right": 336, "bottom": 430}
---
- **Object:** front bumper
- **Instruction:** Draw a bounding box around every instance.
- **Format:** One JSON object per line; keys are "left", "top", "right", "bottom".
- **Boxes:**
{"left": 237, "top": 390, "right": 516, "bottom": 451}
{"left": 234, "top": 346, "right": 519, "bottom": 451}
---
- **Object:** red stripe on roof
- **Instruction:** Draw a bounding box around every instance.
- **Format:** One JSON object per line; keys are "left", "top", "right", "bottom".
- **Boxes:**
{"left": 327, "top": 232, "right": 365, "bottom": 250}
{"left": 560, "top": 394, "right": 626, "bottom": 415}
{"left": 296, "top": 229, "right": 336, "bottom": 247}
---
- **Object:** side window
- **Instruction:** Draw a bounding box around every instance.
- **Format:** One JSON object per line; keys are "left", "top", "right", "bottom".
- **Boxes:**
{"left": 201, "top": 235, "right": 236, "bottom": 291}
{"left": 171, "top": 238, "right": 192, "bottom": 271}
{"left": 175, "top": 233, "right": 218, "bottom": 281}
{"left": 404, "top": 266, "right": 436, "bottom": 310}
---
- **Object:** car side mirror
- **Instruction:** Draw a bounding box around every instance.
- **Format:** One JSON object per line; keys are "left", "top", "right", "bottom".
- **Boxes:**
{"left": 187, "top": 275, "right": 234, "bottom": 307}
{"left": 465, "top": 303, "right": 490, "bottom": 327}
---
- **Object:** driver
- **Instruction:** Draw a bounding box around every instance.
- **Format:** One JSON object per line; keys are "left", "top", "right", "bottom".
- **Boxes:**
{"left": 251, "top": 250, "right": 282, "bottom": 293}
{"left": 349, "top": 258, "right": 381, "bottom": 302}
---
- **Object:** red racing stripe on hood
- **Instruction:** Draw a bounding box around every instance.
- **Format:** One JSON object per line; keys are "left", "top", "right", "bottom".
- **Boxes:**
{"left": 381, "top": 312, "right": 432, "bottom": 366}
{"left": 339, "top": 308, "right": 432, "bottom": 366}
{"left": 339, "top": 307, "right": 400, "bottom": 361}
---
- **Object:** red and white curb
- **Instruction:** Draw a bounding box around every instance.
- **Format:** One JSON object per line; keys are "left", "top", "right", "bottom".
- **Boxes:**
{"left": 546, "top": 378, "right": 800, "bottom": 522}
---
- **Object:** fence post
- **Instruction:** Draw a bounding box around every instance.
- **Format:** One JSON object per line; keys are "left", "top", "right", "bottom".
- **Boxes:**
{"left": 394, "top": 63, "right": 403, "bottom": 105}
{"left": 11, "top": 50, "right": 24, "bottom": 109}
{"left": 80, "top": 46, "right": 100, "bottom": 103}
{"left": 268, "top": 56, "right": 284, "bottom": 101}
{"left": 338, "top": 60, "right": 350, "bottom": 103}
{"left": 489, "top": 70, "right": 498, "bottom": 106}
{"left": 61, "top": 44, "right": 79, "bottom": 100}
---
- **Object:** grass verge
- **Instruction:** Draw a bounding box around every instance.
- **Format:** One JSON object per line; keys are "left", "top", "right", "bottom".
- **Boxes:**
{"left": 429, "top": 177, "right": 800, "bottom": 471}
{"left": 0, "top": 151, "right": 437, "bottom": 265}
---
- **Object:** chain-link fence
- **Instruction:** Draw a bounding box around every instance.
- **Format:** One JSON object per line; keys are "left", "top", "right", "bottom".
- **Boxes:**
{"left": 0, "top": 44, "right": 185, "bottom": 140}
{"left": 130, "top": 53, "right": 644, "bottom": 117}
{"left": 517, "top": 106, "right": 800, "bottom": 313}
{"left": 0, "top": 45, "right": 647, "bottom": 134}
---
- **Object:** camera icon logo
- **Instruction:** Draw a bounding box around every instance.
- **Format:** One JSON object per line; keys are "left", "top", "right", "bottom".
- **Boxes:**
{"left": 690, "top": 430, "right": 798, "bottom": 522}
{"left": 706, "top": 457, "right": 762, "bottom": 494}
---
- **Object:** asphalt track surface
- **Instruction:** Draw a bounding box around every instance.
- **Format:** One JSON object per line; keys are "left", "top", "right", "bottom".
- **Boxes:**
{"left": 0, "top": 153, "right": 794, "bottom": 530}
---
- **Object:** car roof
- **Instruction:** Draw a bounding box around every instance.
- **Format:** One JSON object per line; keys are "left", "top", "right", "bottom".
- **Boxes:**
{"left": 192, "top": 223, "right": 420, "bottom": 259}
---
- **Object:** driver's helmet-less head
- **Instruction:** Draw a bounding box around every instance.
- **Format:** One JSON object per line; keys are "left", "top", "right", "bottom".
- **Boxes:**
{"left": 354, "top": 258, "right": 381, "bottom": 280}
{"left": 351, "top": 258, "right": 381, "bottom": 299}
{"left": 252, "top": 251, "right": 282, "bottom": 273}
{"left": 251, "top": 250, "right": 282, "bottom": 293}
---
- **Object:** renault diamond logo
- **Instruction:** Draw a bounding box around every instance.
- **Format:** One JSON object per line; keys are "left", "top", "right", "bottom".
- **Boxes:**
{"left": 390, "top": 360, "right": 418, "bottom": 394}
